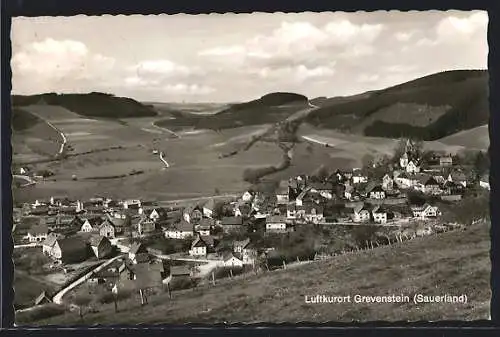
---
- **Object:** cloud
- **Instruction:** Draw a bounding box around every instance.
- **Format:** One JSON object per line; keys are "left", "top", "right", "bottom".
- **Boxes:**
{"left": 123, "top": 59, "right": 213, "bottom": 97}
{"left": 12, "top": 38, "right": 115, "bottom": 81}
{"left": 436, "top": 11, "right": 488, "bottom": 41}
{"left": 252, "top": 64, "right": 336, "bottom": 83}
{"left": 128, "top": 59, "right": 198, "bottom": 78}
{"left": 163, "top": 84, "right": 215, "bottom": 95}
{"left": 394, "top": 31, "right": 415, "bottom": 42}
{"left": 199, "top": 19, "right": 384, "bottom": 78}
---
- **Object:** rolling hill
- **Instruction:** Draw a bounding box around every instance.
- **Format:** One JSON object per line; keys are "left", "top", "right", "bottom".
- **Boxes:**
{"left": 155, "top": 92, "right": 309, "bottom": 131}
{"left": 11, "top": 108, "right": 42, "bottom": 131}
{"left": 12, "top": 92, "right": 158, "bottom": 118}
{"left": 438, "top": 124, "right": 489, "bottom": 151}
{"left": 24, "top": 220, "right": 490, "bottom": 325}
{"left": 305, "top": 70, "right": 488, "bottom": 141}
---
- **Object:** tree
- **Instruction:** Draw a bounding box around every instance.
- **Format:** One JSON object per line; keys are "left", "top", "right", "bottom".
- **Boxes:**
{"left": 351, "top": 225, "right": 379, "bottom": 248}
{"left": 361, "top": 154, "right": 375, "bottom": 169}
{"left": 312, "top": 165, "right": 330, "bottom": 182}
{"left": 474, "top": 151, "right": 490, "bottom": 177}
{"left": 72, "top": 294, "right": 93, "bottom": 322}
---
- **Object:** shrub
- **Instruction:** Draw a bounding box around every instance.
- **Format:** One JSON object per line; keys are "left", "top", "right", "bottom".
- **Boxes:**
{"left": 16, "top": 303, "right": 66, "bottom": 323}
{"left": 97, "top": 289, "right": 132, "bottom": 304}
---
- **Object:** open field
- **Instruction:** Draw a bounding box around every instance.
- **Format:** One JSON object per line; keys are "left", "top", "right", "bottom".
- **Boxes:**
{"left": 23, "top": 220, "right": 490, "bottom": 325}
{"left": 298, "top": 123, "right": 474, "bottom": 164}
{"left": 12, "top": 100, "right": 488, "bottom": 204}
{"left": 14, "top": 270, "right": 57, "bottom": 310}
{"left": 439, "top": 125, "right": 489, "bottom": 151}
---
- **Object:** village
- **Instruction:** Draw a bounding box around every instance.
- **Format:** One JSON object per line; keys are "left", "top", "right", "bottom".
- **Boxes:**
{"left": 13, "top": 139, "right": 490, "bottom": 315}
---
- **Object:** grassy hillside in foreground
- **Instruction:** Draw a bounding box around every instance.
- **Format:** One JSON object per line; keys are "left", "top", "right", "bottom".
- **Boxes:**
{"left": 306, "top": 70, "right": 488, "bottom": 141}
{"left": 25, "top": 221, "right": 490, "bottom": 325}
{"left": 12, "top": 92, "right": 158, "bottom": 118}
{"left": 155, "top": 92, "right": 309, "bottom": 131}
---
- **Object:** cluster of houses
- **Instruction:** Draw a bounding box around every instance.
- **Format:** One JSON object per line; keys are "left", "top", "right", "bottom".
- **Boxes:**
{"left": 17, "top": 144, "right": 489, "bottom": 278}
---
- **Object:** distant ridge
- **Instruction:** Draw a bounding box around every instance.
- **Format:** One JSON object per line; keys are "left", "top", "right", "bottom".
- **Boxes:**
{"left": 155, "top": 92, "right": 309, "bottom": 131}
{"left": 305, "top": 69, "right": 488, "bottom": 141}
{"left": 12, "top": 92, "right": 158, "bottom": 118}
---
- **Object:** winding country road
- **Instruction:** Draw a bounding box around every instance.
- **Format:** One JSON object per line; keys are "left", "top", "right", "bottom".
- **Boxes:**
{"left": 28, "top": 111, "right": 68, "bottom": 157}
{"left": 159, "top": 151, "right": 170, "bottom": 168}
{"left": 51, "top": 254, "right": 125, "bottom": 305}
{"left": 151, "top": 122, "right": 181, "bottom": 138}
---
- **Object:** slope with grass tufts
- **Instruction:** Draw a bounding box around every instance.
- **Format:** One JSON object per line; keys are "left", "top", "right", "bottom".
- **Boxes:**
{"left": 23, "top": 220, "right": 490, "bottom": 325}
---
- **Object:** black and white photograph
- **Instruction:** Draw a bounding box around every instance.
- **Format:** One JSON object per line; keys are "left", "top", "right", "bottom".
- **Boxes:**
{"left": 10, "top": 10, "right": 490, "bottom": 325}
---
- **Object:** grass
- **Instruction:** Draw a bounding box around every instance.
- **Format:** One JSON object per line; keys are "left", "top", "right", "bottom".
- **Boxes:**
{"left": 14, "top": 271, "right": 56, "bottom": 310}
{"left": 25, "top": 220, "right": 490, "bottom": 325}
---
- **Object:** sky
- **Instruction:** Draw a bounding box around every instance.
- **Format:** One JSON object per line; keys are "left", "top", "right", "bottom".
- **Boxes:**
{"left": 11, "top": 10, "right": 488, "bottom": 103}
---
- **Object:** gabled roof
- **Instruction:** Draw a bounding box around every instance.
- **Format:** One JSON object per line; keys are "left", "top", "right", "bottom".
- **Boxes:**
{"left": 203, "top": 199, "right": 216, "bottom": 211}
{"left": 191, "top": 236, "right": 208, "bottom": 248}
{"left": 223, "top": 251, "right": 243, "bottom": 262}
{"left": 365, "top": 182, "right": 383, "bottom": 194}
{"left": 88, "top": 235, "right": 108, "bottom": 247}
{"left": 29, "top": 224, "right": 48, "bottom": 235}
{"left": 129, "top": 242, "right": 146, "bottom": 255}
{"left": 56, "top": 236, "right": 87, "bottom": 254}
{"left": 134, "top": 253, "right": 150, "bottom": 264}
{"left": 34, "top": 291, "right": 52, "bottom": 305}
{"left": 171, "top": 220, "right": 194, "bottom": 232}
{"left": 200, "top": 235, "right": 216, "bottom": 247}
{"left": 108, "top": 215, "right": 131, "bottom": 228}
{"left": 99, "top": 219, "right": 115, "bottom": 229}
{"left": 43, "top": 232, "right": 63, "bottom": 247}
{"left": 233, "top": 238, "right": 251, "bottom": 249}
{"left": 220, "top": 216, "right": 243, "bottom": 226}
{"left": 84, "top": 217, "right": 103, "bottom": 228}
{"left": 266, "top": 215, "right": 287, "bottom": 223}
{"left": 198, "top": 217, "right": 215, "bottom": 227}
{"left": 309, "top": 182, "right": 333, "bottom": 191}
{"left": 353, "top": 204, "right": 370, "bottom": 214}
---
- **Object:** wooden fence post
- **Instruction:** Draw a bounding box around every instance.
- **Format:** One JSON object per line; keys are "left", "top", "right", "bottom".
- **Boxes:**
{"left": 212, "top": 272, "right": 216, "bottom": 286}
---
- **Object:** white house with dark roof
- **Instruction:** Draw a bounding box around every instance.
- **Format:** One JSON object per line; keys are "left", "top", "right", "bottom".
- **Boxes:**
{"left": 351, "top": 204, "right": 371, "bottom": 223}
{"left": 164, "top": 220, "right": 194, "bottom": 239}
{"left": 203, "top": 199, "right": 216, "bottom": 218}
{"left": 99, "top": 219, "right": 116, "bottom": 239}
{"left": 406, "top": 160, "right": 420, "bottom": 174}
{"left": 88, "top": 235, "right": 113, "bottom": 259}
{"left": 265, "top": 215, "right": 288, "bottom": 233}
{"left": 411, "top": 204, "right": 441, "bottom": 219}
{"left": 189, "top": 236, "right": 208, "bottom": 256}
{"left": 223, "top": 252, "right": 244, "bottom": 268}
{"left": 80, "top": 217, "right": 103, "bottom": 233}
{"left": 26, "top": 224, "right": 48, "bottom": 243}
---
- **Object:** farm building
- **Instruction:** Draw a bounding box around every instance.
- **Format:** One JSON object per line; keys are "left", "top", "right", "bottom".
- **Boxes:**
{"left": 88, "top": 235, "right": 113, "bottom": 259}
{"left": 26, "top": 224, "right": 48, "bottom": 243}
{"left": 164, "top": 220, "right": 194, "bottom": 239}
{"left": 183, "top": 204, "right": 203, "bottom": 224}
{"left": 50, "top": 237, "right": 89, "bottom": 263}
{"left": 223, "top": 252, "right": 244, "bottom": 268}
{"left": 219, "top": 216, "right": 244, "bottom": 233}
{"left": 80, "top": 217, "right": 103, "bottom": 233}
{"left": 128, "top": 242, "right": 148, "bottom": 262}
{"left": 265, "top": 215, "right": 288, "bottom": 233}
{"left": 99, "top": 219, "right": 116, "bottom": 239}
